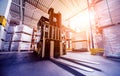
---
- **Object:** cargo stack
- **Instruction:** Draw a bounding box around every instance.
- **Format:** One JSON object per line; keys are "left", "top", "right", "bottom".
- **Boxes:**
{"left": 93, "top": 0, "right": 120, "bottom": 57}
{"left": 103, "top": 25, "right": 120, "bottom": 57}
{"left": 2, "top": 25, "right": 16, "bottom": 51}
{"left": 0, "top": 25, "right": 5, "bottom": 51}
{"left": 0, "top": 0, "right": 12, "bottom": 52}
{"left": 72, "top": 31, "right": 88, "bottom": 52}
{"left": 10, "top": 25, "right": 33, "bottom": 52}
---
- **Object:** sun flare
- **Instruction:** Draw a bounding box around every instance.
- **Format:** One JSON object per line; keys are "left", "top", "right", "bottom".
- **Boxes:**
{"left": 69, "top": 10, "right": 95, "bottom": 32}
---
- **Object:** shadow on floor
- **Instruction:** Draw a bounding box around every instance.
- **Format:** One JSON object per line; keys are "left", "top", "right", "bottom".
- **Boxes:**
{"left": 50, "top": 59, "right": 85, "bottom": 76}
{"left": 60, "top": 57, "right": 102, "bottom": 72}
{"left": 105, "top": 57, "right": 120, "bottom": 62}
{"left": 0, "top": 52, "right": 41, "bottom": 67}
{"left": 0, "top": 52, "right": 85, "bottom": 76}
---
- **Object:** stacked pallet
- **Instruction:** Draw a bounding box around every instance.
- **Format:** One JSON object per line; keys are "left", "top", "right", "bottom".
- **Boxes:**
{"left": 94, "top": 0, "right": 120, "bottom": 26}
{"left": 0, "top": 25, "right": 5, "bottom": 51}
{"left": 2, "top": 25, "right": 16, "bottom": 51}
{"left": 103, "top": 25, "right": 120, "bottom": 57}
{"left": 1, "top": 24, "right": 33, "bottom": 52}
{"left": 108, "top": 0, "right": 120, "bottom": 24}
{"left": 94, "top": 0, "right": 112, "bottom": 26}
{"left": 94, "top": 33, "right": 104, "bottom": 48}
{"left": 72, "top": 31, "right": 88, "bottom": 52}
{"left": 10, "top": 25, "right": 33, "bottom": 51}
{"left": 94, "top": 0, "right": 120, "bottom": 57}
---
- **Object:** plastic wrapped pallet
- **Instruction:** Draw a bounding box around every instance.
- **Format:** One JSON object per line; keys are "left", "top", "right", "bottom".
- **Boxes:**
{"left": 72, "top": 42, "right": 87, "bottom": 51}
{"left": 4, "top": 33, "right": 13, "bottom": 42}
{"left": 15, "top": 25, "right": 33, "bottom": 35}
{"left": 19, "top": 43, "right": 31, "bottom": 51}
{"left": 103, "top": 25, "right": 120, "bottom": 58}
{"left": 107, "top": 0, "right": 120, "bottom": 24}
{"left": 0, "top": 40, "right": 2, "bottom": 51}
{"left": 0, "top": 26, "right": 5, "bottom": 39}
{"left": 10, "top": 42, "right": 31, "bottom": 51}
{"left": 94, "top": 34, "right": 104, "bottom": 48}
{"left": 6, "top": 25, "right": 16, "bottom": 33}
{"left": 94, "top": 0, "right": 112, "bottom": 26}
{"left": 72, "top": 31, "right": 87, "bottom": 41}
{"left": 12, "top": 33, "right": 32, "bottom": 42}
{"left": 2, "top": 42, "right": 10, "bottom": 51}
{"left": 0, "top": 25, "right": 5, "bottom": 50}
{"left": 0, "top": 26, "right": 4, "bottom": 38}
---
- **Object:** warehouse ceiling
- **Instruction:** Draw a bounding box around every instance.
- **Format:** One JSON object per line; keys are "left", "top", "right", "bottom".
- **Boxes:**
{"left": 10, "top": 0, "right": 90, "bottom": 27}
{"left": 10, "top": 0, "right": 99, "bottom": 29}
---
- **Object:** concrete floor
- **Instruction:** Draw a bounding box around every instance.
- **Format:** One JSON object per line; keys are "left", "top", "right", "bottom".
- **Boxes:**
{"left": 0, "top": 52, "right": 120, "bottom": 76}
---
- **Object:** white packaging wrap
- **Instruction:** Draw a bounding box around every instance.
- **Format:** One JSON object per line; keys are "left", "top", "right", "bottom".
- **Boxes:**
{"left": 0, "top": 40, "right": 2, "bottom": 50}
{"left": 103, "top": 25, "right": 120, "bottom": 58}
{"left": 2, "top": 42, "right": 10, "bottom": 51}
{"left": 6, "top": 25, "right": 16, "bottom": 33}
{"left": 11, "top": 42, "right": 31, "bottom": 51}
{"left": 0, "top": 26, "right": 5, "bottom": 50}
{"left": 12, "top": 33, "right": 32, "bottom": 42}
{"left": 15, "top": 25, "right": 33, "bottom": 35}
{"left": 0, "top": 26, "right": 5, "bottom": 39}
{"left": 5, "top": 34, "right": 13, "bottom": 42}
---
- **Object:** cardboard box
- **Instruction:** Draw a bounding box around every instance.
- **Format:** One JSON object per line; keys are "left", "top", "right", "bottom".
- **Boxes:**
{"left": 11, "top": 42, "right": 31, "bottom": 51}
{"left": 2, "top": 42, "right": 10, "bottom": 51}
{"left": 103, "top": 24, "right": 120, "bottom": 57}
{"left": 12, "top": 33, "right": 32, "bottom": 42}
{"left": 15, "top": 25, "right": 33, "bottom": 35}
{"left": 6, "top": 25, "right": 16, "bottom": 33}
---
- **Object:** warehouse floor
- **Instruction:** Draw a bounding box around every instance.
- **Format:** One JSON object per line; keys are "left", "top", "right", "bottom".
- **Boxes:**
{"left": 0, "top": 52, "right": 120, "bottom": 76}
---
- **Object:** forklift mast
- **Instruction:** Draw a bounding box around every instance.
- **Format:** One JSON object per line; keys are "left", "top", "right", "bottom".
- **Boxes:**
{"left": 35, "top": 8, "right": 66, "bottom": 59}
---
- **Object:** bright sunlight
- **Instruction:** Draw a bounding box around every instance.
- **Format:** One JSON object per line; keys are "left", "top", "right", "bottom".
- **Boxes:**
{"left": 69, "top": 9, "right": 95, "bottom": 32}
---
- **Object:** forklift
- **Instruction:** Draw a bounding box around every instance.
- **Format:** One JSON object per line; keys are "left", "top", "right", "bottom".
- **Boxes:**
{"left": 34, "top": 8, "right": 66, "bottom": 59}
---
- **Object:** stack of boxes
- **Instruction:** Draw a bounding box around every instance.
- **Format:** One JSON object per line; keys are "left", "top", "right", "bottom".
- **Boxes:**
{"left": 1, "top": 24, "right": 33, "bottom": 52}
{"left": 93, "top": 0, "right": 120, "bottom": 57}
{"left": 72, "top": 31, "right": 88, "bottom": 51}
{"left": 11, "top": 25, "right": 33, "bottom": 51}
{"left": 0, "top": 25, "right": 5, "bottom": 51}
{"left": 2, "top": 25, "right": 15, "bottom": 51}
{"left": 103, "top": 25, "right": 120, "bottom": 57}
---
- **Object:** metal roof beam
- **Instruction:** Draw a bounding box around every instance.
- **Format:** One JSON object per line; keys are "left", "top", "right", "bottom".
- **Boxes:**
{"left": 10, "top": 9, "right": 38, "bottom": 21}
{"left": 12, "top": 2, "right": 25, "bottom": 8}
{"left": 26, "top": 0, "right": 48, "bottom": 13}
{"left": 20, "top": 0, "right": 23, "bottom": 24}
